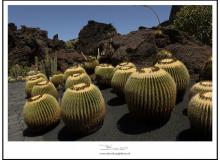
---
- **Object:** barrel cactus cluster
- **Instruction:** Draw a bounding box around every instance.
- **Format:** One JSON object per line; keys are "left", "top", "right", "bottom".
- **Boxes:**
{"left": 65, "top": 72, "right": 91, "bottom": 89}
{"left": 95, "top": 64, "right": 115, "bottom": 86}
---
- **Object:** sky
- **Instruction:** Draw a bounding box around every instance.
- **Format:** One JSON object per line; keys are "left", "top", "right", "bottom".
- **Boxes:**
{"left": 8, "top": 5, "right": 171, "bottom": 41}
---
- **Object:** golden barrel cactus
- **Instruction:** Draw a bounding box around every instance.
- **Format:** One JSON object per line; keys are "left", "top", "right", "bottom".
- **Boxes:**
{"left": 63, "top": 65, "right": 86, "bottom": 81}
{"left": 65, "top": 72, "right": 92, "bottom": 89}
{"left": 115, "top": 62, "right": 136, "bottom": 70}
{"left": 25, "top": 76, "right": 45, "bottom": 98}
{"left": 50, "top": 72, "right": 64, "bottom": 87}
{"left": 23, "top": 94, "right": 61, "bottom": 130}
{"left": 124, "top": 66, "right": 176, "bottom": 122}
{"left": 111, "top": 66, "right": 136, "bottom": 97}
{"left": 155, "top": 58, "right": 190, "bottom": 103}
{"left": 189, "top": 81, "right": 212, "bottom": 99}
{"left": 26, "top": 71, "right": 47, "bottom": 81}
{"left": 61, "top": 83, "right": 106, "bottom": 134}
{"left": 83, "top": 56, "right": 99, "bottom": 74}
{"left": 95, "top": 64, "right": 115, "bottom": 86}
{"left": 31, "top": 80, "right": 58, "bottom": 99}
{"left": 188, "top": 91, "right": 212, "bottom": 135}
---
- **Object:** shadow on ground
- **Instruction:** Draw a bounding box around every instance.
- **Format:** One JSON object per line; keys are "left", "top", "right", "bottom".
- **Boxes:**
{"left": 108, "top": 96, "right": 126, "bottom": 106}
{"left": 176, "top": 128, "right": 212, "bottom": 141}
{"left": 117, "top": 113, "right": 168, "bottom": 134}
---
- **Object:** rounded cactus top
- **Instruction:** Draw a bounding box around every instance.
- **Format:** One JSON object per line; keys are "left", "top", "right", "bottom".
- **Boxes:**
{"left": 67, "top": 72, "right": 87, "bottom": 80}
{"left": 199, "top": 81, "right": 212, "bottom": 87}
{"left": 98, "top": 63, "right": 114, "bottom": 68}
{"left": 116, "top": 62, "right": 136, "bottom": 69}
{"left": 28, "top": 75, "right": 42, "bottom": 81}
{"left": 27, "top": 94, "right": 45, "bottom": 103}
{"left": 192, "top": 91, "right": 212, "bottom": 103}
{"left": 155, "top": 58, "right": 186, "bottom": 69}
{"left": 116, "top": 66, "right": 136, "bottom": 73}
{"left": 36, "top": 80, "right": 50, "bottom": 86}
{"left": 158, "top": 49, "right": 172, "bottom": 55}
{"left": 68, "top": 82, "right": 93, "bottom": 93}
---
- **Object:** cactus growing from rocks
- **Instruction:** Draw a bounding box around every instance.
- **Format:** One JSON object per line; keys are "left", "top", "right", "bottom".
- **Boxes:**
{"left": 95, "top": 64, "right": 115, "bottom": 86}
{"left": 65, "top": 72, "right": 92, "bottom": 89}
{"left": 63, "top": 65, "right": 86, "bottom": 81}
{"left": 31, "top": 80, "right": 58, "bottom": 99}
{"left": 111, "top": 66, "right": 136, "bottom": 97}
{"left": 155, "top": 58, "right": 190, "bottom": 103}
{"left": 115, "top": 62, "right": 136, "bottom": 70}
{"left": 25, "top": 76, "right": 45, "bottom": 98}
{"left": 124, "top": 66, "right": 176, "bottom": 123}
{"left": 82, "top": 56, "right": 99, "bottom": 74}
{"left": 23, "top": 94, "right": 61, "bottom": 130}
{"left": 189, "top": 81, "right": 212, "bottom": 99}
{"left": 187, "top": 91, "right": 212, "bottom": 135}
{"left": 50, "top": 72, "right": 64, "bottom": 88}
{"left": 200, "top": 56, "right": 212, "bottom": 81}
{"left": 61, "top": 83, "right": 105, "bottom": 134}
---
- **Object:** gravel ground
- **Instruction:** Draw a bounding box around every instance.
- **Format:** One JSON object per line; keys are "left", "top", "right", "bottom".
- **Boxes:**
{"left": 8, "top": 80, "right": 211, "bottom": 141}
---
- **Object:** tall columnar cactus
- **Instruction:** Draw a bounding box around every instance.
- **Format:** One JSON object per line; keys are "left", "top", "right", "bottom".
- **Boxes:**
{"left": 187, "top": 91, "right": 212, "bottom": 135}
{"left": 155, "top": 58, "right": 190, "bottom": 103}
{"left": 95, "top": 64, "right": 115, "bottom": 86}
{"left": 189, "top": 81, "right": 212, "bottom": 99}
{"left": 61, "top": 83, "right": 106, "bottom": 134}
{"left": 50, "top": 72, "right": 64, "bottom": 88}
{"left": 63, "top": 64, "right": 86, "bottom": 81}
{"left": 155, "top": 49, "right": 173, "bottom": 61}
{"left": 115, "top": 62, "right": 136, "bottom": 70}
{"left": 31, "top": 80, "right": 58, "bottom": 99}
{"left": 65, "top": 72, "right": 92, "bottom": 89}
{"left": 25, "top": 76, "right": 45, "bottom": 98}
{"left": 200, "top": 56, "right": 212, "bottom": 81}
{"left": 111, "top": 66, "right": 136, "bottom": 97}
{"left": 82, "top": 56, "right": 99, "bottom": 74}
{"left": 124, "top": 66, "right": 176, "bottom": 122}
{"left": 23, "top": 94, "right": 61, "bottom": 130}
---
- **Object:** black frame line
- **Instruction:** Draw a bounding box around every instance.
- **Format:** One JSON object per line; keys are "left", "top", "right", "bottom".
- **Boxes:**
{"left": 1, "top": 1, "right": 218, "bottom": 159}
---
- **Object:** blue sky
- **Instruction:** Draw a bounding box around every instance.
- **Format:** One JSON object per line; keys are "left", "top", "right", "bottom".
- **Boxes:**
{"left": 8, "top": 5, "right": 171, "bottom": 41}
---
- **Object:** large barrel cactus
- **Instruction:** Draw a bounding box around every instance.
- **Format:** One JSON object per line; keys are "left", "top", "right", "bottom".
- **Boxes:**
{"left": 63, "top": 65, "right": 86, "bottom": 81}
{"left": 187, "top": 91, "right": 212, "bottom": 135}
{"left": 25, "top": 76, "right": 45, "bottom": 98}
{"left": 65, "top": 72, "right": 92, "bottom": 89}
{"left": 83, "top": 56, "right": 99, "bottom": 74}
{"left": 124, "top": 66, "right": 176, "bottom": 122}
{"left": 31, "top": 80, "right": 58, "bottom": 99}
{"left": 95, "top": 64, "right": 115, "bottom": 86}
{"left": 61, "top": 83, "right": 106, "bottom": 134}
{"left": 200, "top": 56, "right": 212, "bottom": 81}
{"left": 23, "top": 94, "right": 61, "bottom": 130}
{"left": 155, "top": 58, "right": 190, "bottom": 103}
{"left": 111, "top": 66, "right": 136, "bottom": 97}
{"left": 189, "top": 81, "right": 212, "bottom": 99}
{"left": 115, "top": 62, "right": 136, "bottom": 70}
{"left": 50, "top": 72, "right": 64, "bottom": 87}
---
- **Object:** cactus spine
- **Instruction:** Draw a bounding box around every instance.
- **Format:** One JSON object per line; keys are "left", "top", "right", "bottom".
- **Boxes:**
{"left": 25, "top": 76, "right": 45, "bottom": 98}
{"left": 187, "top": 92, "right": 212, "bottom": 135}
{"left": 111, "top": 66, "right": 136, "bottom": 97}
{"left": 31, "top": 80, "right": 58, "bottom": 99}
{"left": 63, "top": 64, "right": 86, "bottom": 81}
{"left": 23, "top": 94, "right": 61, "bottom": 130}
{"left": 155, "top": 58, "right": 190, "bottom": 103}
{"left": 189, "top": 81, "right": 212, "bottom": 99}
{"left": 95, "top": 64, "right": 115, "bottom": 86}
{"left": 61, "top": 83, "right": 105, "bottom": 134}
{"left": 124, "top": 66, "right": 176, "bottom": 122}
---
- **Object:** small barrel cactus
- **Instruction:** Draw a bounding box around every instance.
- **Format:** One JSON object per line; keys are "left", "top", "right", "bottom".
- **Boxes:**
{"left": 156, "top": 49, "right": 173, "bottom": 61}
{"left": 111, "top": 66, "right": 136, "bottom": 97}
{"left": 124, "top": 66, "right": 176, "bottom": 122}
{"left": 95, "top": 64, "right": 115, "bottom": 86}
{"left": 61, "top": 83, "right": 105, "bottom": 134}
{"left": 65, "top": 72, "right": 92, "bottom": 89}
{"left": 200, "top": 56, "right": 212, "bottom": 80}
{"left": 83, "top": 56, "right": 99, "bottom": 74}
{"left": 50, "top": 72, "right": 64, "bottom": 87}
{"left": 63, "top": 65, "right": 86, "bottom": 81}
{"left": 31, "top": 80, "right": 58, "bottom": 99}
{"left": 25, "top": 76, "right": 45, "bottom": 98}
{"left": 155, "top": 58, "right": 190, "bottom": 103}
{"left": 188, "top": 91, "right": 212, "bottom": 135}
{"left": 23, "top": 94, "right": 61, "bottom": 130}
{"left": 189, "top": 81, "right": 212, "bottom": 99}
{"left": 115, "top": 62, "right": 136, "bottom": 70}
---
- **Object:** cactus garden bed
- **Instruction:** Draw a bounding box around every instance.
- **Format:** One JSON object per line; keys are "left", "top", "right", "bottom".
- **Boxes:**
{"left": 8, "top": 79, "right": 211, "bottom": 141}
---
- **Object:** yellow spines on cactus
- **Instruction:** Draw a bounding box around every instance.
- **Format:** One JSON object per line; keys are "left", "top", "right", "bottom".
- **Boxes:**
{"left": 25, "top": 76, "right": 45, "bottom": 98}
{"left": 83, "top": 56, "right": 99, "bottom": 74}
{"left": 95, "top": 63, "right": 115, "bottom": 86}
{"left": 187, "top": 91, "right": 212, "bottom": 135}
{"left": 189, "top": 81, "right": 212, "bottom": 99}
{"left": 111, "top": 66, "right": 136, "bottom": 97}
{"left": 65, "top": 72, "right": 92, "bottom": 89}
{"left": 61, "top": 83, "right": 105, "bottom": 134}
{"left": 31, "top": 80, "right": 58, "bottom": 99}
{"left": 63, "top": 64, "right": 86, "bottom": 81}
{"left": 115, "top": 62, "right": 136, "bottom": 70}
{"left": 155, "top": 58, "right": 190, "bottom": 103}
{"left": 23, "top": 94, "right": 61, "bottom": 130}
{"left": 124, "top": 66, "right": 176, "bottom": 122}
{"left": 50, "top": 72, "right": 64, "bottom": 87}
